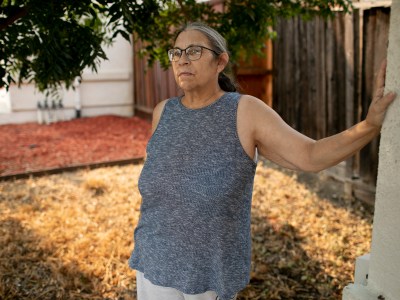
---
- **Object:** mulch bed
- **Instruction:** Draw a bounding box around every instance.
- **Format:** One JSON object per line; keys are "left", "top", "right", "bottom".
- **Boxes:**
{"left": 0, "top": 115, "right": 152, "bottom": 177}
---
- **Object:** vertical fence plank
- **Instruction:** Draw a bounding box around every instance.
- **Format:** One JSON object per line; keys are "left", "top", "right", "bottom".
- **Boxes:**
{"left": 299, "top": 17, "right": 310, "bottom": 137}
{"left": 353, "top": 9, "right": 364, "bottom": 178}
{"left": 344, "top": 13, "right": 355, "bottom": 177}
{"left": 316, "top": 16, "right": 327, "bottom": 139}
{"left": 293, "top": 17, "right": 301, "bottom": 129}
{"left": 325, "top": 18, "right": 336, "bottom": 137}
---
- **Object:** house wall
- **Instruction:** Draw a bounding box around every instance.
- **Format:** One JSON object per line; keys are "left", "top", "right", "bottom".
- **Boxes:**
{"left": 342, "top": 0, "right": 400, "bottom": 299}
{"left": 0, "top": 34, "right": 133, "bottom": 125}
{"left": 367, "top": 0, "right": 400, "bottom": 296}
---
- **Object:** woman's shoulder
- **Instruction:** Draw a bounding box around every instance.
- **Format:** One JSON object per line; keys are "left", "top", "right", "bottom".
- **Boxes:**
{"left": 236, "top": 94, "right": 279, "bottom": 132}
{"left": 153, "top": 99, "right": 168, "bottom": 114}
{"left": 151, "top": 96, "right": 182, "bottom": 131}
{"left": 151, "top": 99, "right": 170, "bottom": 132}
{"left": 237, "top": 94, "right": 273, "bottom": 112}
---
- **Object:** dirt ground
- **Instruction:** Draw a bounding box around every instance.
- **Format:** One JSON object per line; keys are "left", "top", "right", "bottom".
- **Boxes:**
{"left": 0, "top": 159, "right": 373, "bottom": 300}
{"left": 0, "top": 115, "right": 373, "bottom": 299}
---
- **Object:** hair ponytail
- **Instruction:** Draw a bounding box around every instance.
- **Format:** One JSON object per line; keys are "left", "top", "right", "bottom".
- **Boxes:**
{"left": 218, "top": 72, "right": 237, "bottom": 92}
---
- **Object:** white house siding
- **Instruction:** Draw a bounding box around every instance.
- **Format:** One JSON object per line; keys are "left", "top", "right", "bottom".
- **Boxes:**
{"left": 0, "top": 34, "right": 133, "bottom": 125}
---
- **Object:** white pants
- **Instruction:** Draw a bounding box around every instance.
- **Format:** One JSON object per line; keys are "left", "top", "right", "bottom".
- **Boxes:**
{"left": 136, "top": 271, "right": 237, "bottom": 300}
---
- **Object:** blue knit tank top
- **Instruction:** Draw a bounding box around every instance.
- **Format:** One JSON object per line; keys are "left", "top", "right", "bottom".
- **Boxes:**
{"left": 129, "top": 92, "right": 257, "bottom": 300}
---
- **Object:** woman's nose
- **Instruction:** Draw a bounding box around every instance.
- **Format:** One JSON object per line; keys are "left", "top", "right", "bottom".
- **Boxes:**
{"left": 178, "top": 52, "right": 190, "bottom": 65}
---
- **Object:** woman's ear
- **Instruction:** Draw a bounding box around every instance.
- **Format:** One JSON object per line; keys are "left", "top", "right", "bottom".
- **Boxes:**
{"left": 217, "top": 53, "right": 229, "bottom": 73}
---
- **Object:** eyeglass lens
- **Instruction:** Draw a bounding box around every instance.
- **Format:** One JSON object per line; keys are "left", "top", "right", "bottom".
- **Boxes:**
{"left": 168, "top": 46, "right": 203, "bottom": 62}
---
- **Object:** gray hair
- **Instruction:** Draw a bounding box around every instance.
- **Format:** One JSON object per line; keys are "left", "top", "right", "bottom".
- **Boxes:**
{"left": 174, "top": 22, "right": 237, "bottom": 92}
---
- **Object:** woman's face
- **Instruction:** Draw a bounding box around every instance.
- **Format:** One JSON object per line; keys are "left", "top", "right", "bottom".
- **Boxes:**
{"left": 172, "top": 30, "right": 224, "bottom": 92}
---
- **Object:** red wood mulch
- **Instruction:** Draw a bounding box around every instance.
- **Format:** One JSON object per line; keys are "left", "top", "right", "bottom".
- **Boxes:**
{"left": 0, "top": 115, "right": 152, "bottom": 178}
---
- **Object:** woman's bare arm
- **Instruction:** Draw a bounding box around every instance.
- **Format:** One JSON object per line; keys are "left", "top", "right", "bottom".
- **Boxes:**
{"left": 247, "top": 61, "right": 396, "bottom": 172}
{"left": 151, "top": 99, "right": 168, "bottom": 134}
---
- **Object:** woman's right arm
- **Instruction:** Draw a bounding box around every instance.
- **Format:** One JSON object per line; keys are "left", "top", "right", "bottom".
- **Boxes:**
{"left": 151, "top": 100, "right": 168, "bottom": 134}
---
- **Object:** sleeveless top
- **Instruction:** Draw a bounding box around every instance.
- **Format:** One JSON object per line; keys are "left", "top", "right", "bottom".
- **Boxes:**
{"left": 129, "top": 92, "right": 257, "bottom": 300}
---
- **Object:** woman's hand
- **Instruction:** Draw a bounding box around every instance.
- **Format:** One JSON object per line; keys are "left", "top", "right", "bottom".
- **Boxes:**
{"left": 365, "top": 60, "right": 397, "bottom": 129}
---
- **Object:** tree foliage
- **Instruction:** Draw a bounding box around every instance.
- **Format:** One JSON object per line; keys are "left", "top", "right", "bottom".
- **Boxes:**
{"left": 0, "top": 0, "right": 351, "bottom": 92}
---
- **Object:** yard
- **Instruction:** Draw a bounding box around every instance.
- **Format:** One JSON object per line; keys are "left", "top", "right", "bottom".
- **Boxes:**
{"left": 0, "top": 115, "right": 373, "bottom": 299}
{"left": 0, "top": 160, "right": 372, "bottom": 299}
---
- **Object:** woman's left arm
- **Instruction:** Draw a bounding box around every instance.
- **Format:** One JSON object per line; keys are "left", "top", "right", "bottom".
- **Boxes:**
{"left": 248, "top": 61, "right": 396, "bottom": 173}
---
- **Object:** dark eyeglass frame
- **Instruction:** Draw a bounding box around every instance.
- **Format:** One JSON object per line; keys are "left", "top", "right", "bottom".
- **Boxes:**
{"left": 167, "top": 45, "right": 219, "bottom": 62}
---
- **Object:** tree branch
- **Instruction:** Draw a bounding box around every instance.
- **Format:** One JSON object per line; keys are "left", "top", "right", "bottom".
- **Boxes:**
{"left": 0, "top": 7, "right": 28, "bottom": 30}
{"left": 176, "top": 0, "right": 190, "bottom": 22}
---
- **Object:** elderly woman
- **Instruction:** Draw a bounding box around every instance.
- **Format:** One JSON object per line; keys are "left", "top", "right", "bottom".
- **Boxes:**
{"left": 129, "top": 22, "right": 396, "bottom": 300}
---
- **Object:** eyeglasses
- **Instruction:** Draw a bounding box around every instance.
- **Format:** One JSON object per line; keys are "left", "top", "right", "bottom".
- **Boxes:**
{"left": 167, "top": 45, "right": 219, "bottom": 62}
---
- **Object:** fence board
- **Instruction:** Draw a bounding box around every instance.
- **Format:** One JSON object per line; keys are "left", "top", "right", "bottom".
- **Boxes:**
{"left": 325, "top": 18, "right": 336, "bottom": 137}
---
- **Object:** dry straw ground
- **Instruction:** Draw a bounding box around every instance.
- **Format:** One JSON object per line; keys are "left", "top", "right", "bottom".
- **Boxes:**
{"left": 0, "top": 161, "right": 373, "bottom": 300}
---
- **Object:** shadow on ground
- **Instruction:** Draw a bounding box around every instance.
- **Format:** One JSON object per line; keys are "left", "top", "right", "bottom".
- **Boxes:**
{"left": 0, "top": 217, "right": 137, "bottom": 300}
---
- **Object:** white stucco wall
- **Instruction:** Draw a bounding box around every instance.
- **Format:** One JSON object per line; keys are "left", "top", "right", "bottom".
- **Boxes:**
{"left": 0, "top": 34, "right": 133, "bottom": 125}
{"left": 343, "top": 1, "right": 400, "bottom": 299}
{"left": 368, "top": 0, "right": 400, "bottom": 296}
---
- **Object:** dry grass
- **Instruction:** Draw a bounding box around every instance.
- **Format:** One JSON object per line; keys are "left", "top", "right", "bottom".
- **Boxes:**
{"left": 0, "top": 161, "right": 372, "bottom": 300}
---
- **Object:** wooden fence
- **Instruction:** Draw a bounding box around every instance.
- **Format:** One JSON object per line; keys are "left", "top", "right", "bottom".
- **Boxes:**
{"left": 273, "top": 6, "right": 391, "bottom": 201}
{"left": 133, "top": 41, "right": 181, "bottom": 120}
{"left": 236, "top": 39, "right": 273, "bottom": 107}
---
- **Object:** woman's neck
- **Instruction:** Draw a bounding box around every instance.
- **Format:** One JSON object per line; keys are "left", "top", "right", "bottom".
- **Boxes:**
{"left": 181, "top": 87, "right": 225, "bottom": 109}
